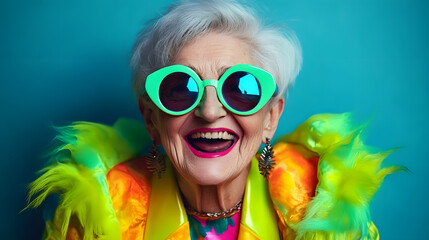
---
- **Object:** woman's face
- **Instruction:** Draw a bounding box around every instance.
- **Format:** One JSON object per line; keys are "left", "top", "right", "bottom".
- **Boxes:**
{"left": 141, "top": 32, "right": 284, "bottom": 185}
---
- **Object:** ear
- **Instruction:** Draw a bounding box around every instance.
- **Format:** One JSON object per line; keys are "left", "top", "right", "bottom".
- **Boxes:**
{"left": 262, "top": 97, "right": 285, "bottom": 143}
{"left": 138, "top": 97, "right": 162, "bottom": 145}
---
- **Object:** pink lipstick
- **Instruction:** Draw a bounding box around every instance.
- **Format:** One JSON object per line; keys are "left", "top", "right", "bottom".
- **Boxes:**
{"left": 185, "top": 128, "right": 238, "bottom": 158}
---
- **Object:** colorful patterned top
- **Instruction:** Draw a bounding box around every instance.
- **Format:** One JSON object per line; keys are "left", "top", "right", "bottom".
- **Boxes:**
{"left": 188, "top": 208, "right": 241, "bottom": 240}
{"left": 26, "top": 113, "right": 401, "bottom": 239}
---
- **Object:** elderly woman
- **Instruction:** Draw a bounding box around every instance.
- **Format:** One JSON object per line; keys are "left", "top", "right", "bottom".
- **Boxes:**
{"left": 27, "top": 1, "right": 398, "bottom": 240}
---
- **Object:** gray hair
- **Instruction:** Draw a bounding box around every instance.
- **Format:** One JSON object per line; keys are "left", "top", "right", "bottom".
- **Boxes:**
{"left": 130, "top": 0, "right": 302, "bottom": 101}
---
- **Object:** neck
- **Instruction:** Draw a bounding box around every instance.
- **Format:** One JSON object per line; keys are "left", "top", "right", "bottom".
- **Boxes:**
{"left": 176, "top": 164, "right": 250, "bottom": 213}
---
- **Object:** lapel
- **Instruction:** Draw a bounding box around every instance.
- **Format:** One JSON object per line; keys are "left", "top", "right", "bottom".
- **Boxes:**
{"left": 144, "top": 157, "right": 279, "bottom": 240}
{"left": 238, "top": 157, "right": 280, "bottom": 240}
{"left": 144, "top": 159, "right": 190, "bottom": 239}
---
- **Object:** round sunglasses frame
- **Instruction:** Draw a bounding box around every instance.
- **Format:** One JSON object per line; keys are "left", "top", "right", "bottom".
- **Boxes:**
{"left": 144, "top": 64, "right": 277, "bottom": 116}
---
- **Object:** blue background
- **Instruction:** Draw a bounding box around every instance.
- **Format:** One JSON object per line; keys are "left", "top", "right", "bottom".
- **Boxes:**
{"left": 1, "top": 0, "right": 427, "bottom": 239}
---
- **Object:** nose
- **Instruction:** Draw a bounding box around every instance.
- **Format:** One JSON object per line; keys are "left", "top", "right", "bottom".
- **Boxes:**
{"left": 194, "top": 86, "right": 227, "bottom": 122}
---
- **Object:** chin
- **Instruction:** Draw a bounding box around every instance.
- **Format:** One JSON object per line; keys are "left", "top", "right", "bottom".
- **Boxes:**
{"left": 190, "top": 166, "right": 234, "bottom": 186}
{"left": 186, "top": 150, "right": 252, "bottom": 186}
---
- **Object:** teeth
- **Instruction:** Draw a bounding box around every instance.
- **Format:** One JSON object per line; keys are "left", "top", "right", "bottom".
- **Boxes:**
{"left": 191, "top": 131, "right": 234, "bottom": 140}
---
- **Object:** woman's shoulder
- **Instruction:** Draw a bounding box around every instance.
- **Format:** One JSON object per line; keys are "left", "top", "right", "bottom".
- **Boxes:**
{"left": 107, "top": 157, "right": 152, "bottom": 197}
{"left": 268, "top": 141, "right": 319, "bottom": 238}
{"left": 107, "top": 158, "right": 153, "bottom": 239}
{"left": 25, "top": 118, "right": 152, "bottom": 239}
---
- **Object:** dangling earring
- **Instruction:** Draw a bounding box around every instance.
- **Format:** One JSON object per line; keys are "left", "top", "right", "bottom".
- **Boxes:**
{"left": 144, "top": 143, "right": 166, "bottom": 178}
{"left": 259, "top": 138, "right": 275, "bottom": 178}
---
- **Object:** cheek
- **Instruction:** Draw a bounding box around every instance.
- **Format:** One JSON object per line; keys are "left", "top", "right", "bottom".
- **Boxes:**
{"left": 154, "top": 114, "right": 186, "bottom": 167}
{"left": 236, "top": 113, "right": 268, "bottom": 160}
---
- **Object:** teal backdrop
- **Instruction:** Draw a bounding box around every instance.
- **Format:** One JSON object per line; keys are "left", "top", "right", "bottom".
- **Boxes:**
{"left": 1, "top": 0, "right": 427, "bottom": 239}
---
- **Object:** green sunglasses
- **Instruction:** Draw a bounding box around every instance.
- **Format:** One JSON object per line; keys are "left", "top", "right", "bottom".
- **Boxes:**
{"left": 143, "top": 64, "right": 278, "bottom": 116}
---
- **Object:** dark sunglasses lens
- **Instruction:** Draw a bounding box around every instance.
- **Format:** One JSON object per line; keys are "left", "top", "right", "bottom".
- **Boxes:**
{"left": 222, "top": 71, "right": 261, "bottom": 112}
{"left": 159, "top": 72, "right": 198, "bottom": 111}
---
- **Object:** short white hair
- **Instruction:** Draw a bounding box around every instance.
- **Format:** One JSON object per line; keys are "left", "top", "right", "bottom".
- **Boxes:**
{"left": 131, "top": 0, "right": 302, "bottom": 101}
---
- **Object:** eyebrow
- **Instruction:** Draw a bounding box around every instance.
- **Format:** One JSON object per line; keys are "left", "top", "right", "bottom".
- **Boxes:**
{"left": 187, "top": 65, "right": 231, "bottom": 79}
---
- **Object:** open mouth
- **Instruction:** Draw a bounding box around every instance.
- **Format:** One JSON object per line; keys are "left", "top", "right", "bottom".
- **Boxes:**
{"left": 186, "top": 129, "right": 238, "bottom": 158}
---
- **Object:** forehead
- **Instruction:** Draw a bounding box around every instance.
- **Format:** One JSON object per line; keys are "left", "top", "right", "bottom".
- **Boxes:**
{"left": 172, "top": 32, "right": 255, "bottom": 76}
